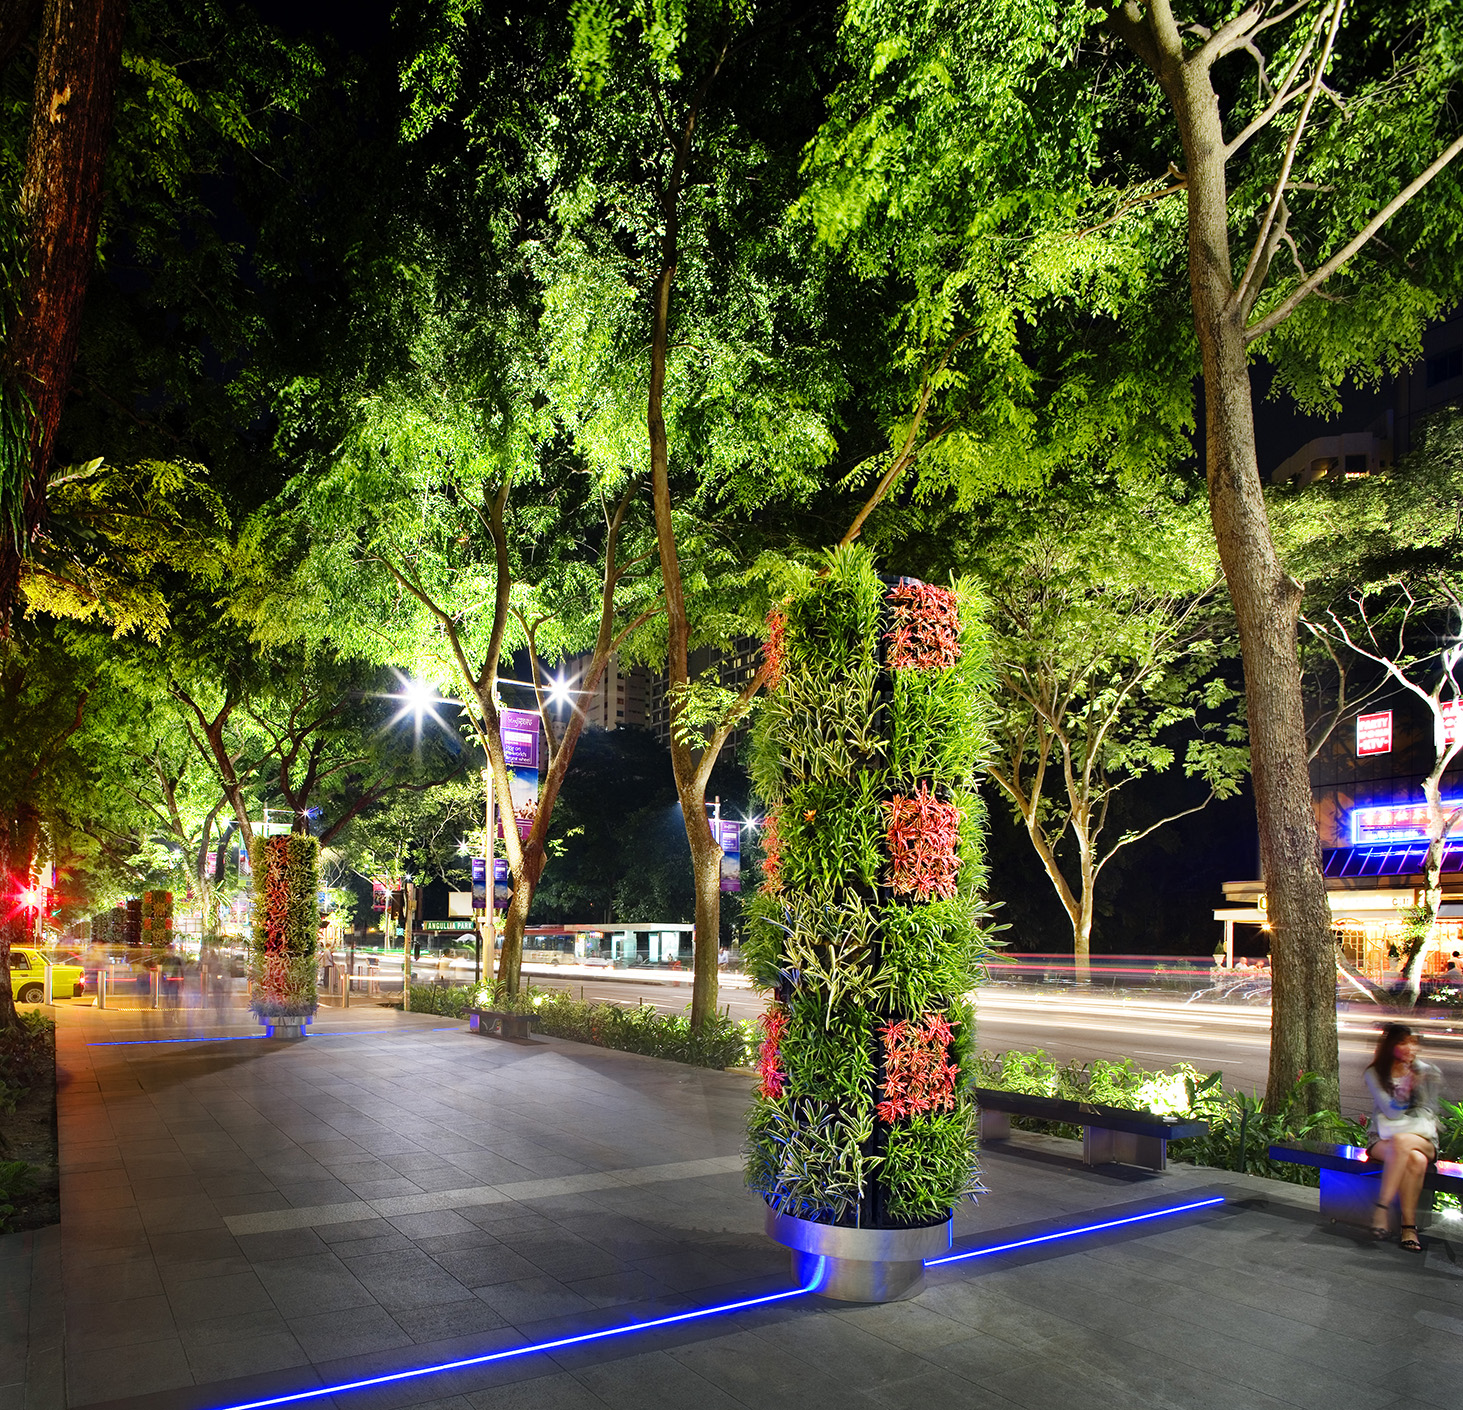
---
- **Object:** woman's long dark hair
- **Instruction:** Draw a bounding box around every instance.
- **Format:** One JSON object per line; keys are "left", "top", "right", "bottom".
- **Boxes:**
{"left": 1369, "top": 1023, "right": 1415, "bottom": 1094}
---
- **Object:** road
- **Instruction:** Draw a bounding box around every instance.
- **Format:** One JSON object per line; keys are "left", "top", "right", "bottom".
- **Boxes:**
{"left": 525, "top": 969, "right": 1463, "bottom": 1114}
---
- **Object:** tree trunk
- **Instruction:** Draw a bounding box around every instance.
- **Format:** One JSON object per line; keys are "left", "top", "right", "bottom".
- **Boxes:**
{"left": 645, "top": 95, "right": 725, "bottom": 1030}
{"left": 498, "top": 870, "right": 536, "bottom": 996}
{"left": 1074, "top": 865, "right": 1094, "bottom": 984}
{"left": 0, "top": 0, "right": 130, "bottom": 630}
{"left": 1400, "top": 787, "right": 1461, "bottom": 1005}
{"left": 0, "top": 801, "right": 40, "bottom": 1029}
{"left": 688, "top": 806, "right": 722, "bottom": 1028}
{"left": 1173, "top": 64, "right": 1339, "bottom": 1113}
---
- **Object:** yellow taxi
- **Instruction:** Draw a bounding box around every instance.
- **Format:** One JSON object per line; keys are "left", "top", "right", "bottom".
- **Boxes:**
{"left": 9, "top": 947, "right": 84, "bottom": 1003}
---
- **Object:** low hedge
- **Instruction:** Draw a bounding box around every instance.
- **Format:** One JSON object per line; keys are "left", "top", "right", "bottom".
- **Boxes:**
{"left": 405, "top": 983, "right": 757, "bottom": 1069}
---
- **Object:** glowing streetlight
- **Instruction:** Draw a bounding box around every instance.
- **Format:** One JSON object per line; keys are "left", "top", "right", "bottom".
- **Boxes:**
{"left": 384, "top": 671, "right": 455, "bottom": 745}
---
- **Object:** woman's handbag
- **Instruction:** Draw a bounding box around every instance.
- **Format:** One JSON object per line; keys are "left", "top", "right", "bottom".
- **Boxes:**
{"left": 1376, "top": 1109, "right": 1439, "bottom": 1145}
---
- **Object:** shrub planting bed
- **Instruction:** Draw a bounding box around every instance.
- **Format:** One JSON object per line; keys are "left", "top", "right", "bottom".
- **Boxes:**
{"left": 976, "top": 1045, "right": 1463, "bottom": 1187}
{"left": 404, "top": 981, "right": 757, "bottom": 1069}
{"left": 0, "top": 1011, "right": 58, "bottom": 1232}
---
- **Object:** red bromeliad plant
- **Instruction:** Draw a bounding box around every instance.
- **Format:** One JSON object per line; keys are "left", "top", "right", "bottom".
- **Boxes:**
{"left": 883, "top": 784, "right": 961, "bottom": 900}
{"left": 876, "top": 1013, "right": 959, "bottom": 1123}
{"left": 760, "top": 807, "right": 785, "bottom": 892}
{"left": 886, "top": 582, "right": 961, "bottom": 671}
{"left": 763, "top": 608, "right": 787, "bottom": 689}
{"left": 757, "top": 1003, "right": 789, "bottom": 1099}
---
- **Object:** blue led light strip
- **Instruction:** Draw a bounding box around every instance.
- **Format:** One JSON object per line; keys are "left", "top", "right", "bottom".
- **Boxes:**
{"left": 210, "top": 1259, "right": 827, "bottom": 1410}
{"left": 87, "top": 1027, "right": 461, "bottom": 1047}
{"left": 926, "top": 1195, "right": 1225, "bottom": 1266}
{"left": 200, "top": 1197, "right": 1225, "bottom": 1410}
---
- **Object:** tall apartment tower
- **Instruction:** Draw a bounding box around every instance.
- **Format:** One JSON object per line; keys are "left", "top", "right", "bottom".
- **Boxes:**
{"left": 646, "top": 636, "right": 763, "bottom": 750}
{"left": 561, "top": 652, "right": 653, "bottom": 732}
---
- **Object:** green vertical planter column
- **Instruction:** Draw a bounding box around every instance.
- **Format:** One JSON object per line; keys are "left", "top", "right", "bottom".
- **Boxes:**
{"left": 249, "top": 835, "right": 321, "bottom": 1039}
{"left": 141, "top": 890, "right": 173, "bottom": 949}
{"left": 746, "top": 545, "right": 991, "bottom": 1301}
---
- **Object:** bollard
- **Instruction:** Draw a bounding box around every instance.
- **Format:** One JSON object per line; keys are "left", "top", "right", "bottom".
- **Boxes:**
{"left": 97, "top": 968, "right": 107, "bottom": 1010}
{"left": 42, "top": 960, "right": 53, "bottom": 1006}
{"left": 403, "top": 957, "right": 411, "bottom": 1012}
{"left": 151, "top": 967, "right": 161, "bottom": 1009}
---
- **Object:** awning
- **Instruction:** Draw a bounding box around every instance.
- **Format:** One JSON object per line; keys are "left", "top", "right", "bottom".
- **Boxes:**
{"left": 1322, "top": 843, "right": 1463, "bottom": 879}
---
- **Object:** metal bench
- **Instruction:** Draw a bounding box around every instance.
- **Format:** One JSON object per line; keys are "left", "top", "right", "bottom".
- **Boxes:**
{"left": 1270, "top": 1140, "right": 1463, "bottom": 1231}
{"left": 974, "top": 1087, "right": 1208, "bottom": 1171}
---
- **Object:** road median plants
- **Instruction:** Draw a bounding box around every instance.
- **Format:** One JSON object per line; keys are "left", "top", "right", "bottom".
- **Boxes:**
{"left": 403, "top": 981, "right": 756, "bottom": 1069}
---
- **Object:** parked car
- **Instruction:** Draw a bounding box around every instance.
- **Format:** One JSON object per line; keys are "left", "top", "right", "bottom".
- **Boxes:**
{"left": 9, "top": 947, "right": 85, "bottom": 1003}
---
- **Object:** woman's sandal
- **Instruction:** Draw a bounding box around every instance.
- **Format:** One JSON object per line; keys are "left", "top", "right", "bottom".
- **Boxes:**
{"left": 1371, "top": 1203, "right": 1390, "bottom": 1239}
{"left": 1399, "top": 1225, "right": 1423, "bottom": 1253}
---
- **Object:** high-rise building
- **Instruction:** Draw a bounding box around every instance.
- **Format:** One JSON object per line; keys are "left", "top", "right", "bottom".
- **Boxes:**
{"left": 646, "top": 636, "right": 763, "bottom": 750}
{"left": 1270, "top": 307, "right": 1462, "bottom": 485}
{"left": 557, "top": 652, "right": 653, "bottom": 732}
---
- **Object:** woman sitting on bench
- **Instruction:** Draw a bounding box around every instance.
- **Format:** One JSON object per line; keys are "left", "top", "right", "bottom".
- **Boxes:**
{"left": 1364, "top": 1023, "right": 1442, "bottom": 1252}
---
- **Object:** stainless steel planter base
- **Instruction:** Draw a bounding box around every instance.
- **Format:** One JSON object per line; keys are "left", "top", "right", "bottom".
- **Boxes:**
{"left": 766, "top": 1207, "right": 952, "bottom": 1303}
{"left": 258, "top": 1015, "right": 313, "bottom": 1040}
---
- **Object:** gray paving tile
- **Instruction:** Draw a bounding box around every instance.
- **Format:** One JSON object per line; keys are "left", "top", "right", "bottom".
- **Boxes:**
{"left": 254, "top": 1252, "right": 377, "bottom": 1318}
{"left": 464, "top": 1370, "right": 610, "bottom": 1410}
{"left": 434, "top": 1245, "right": 545, "bottom": 1289}
{"left": 166, "top": 1270, "right": 276, "bottom": 1325}
{"left": 183, "top": 1328, "right": 312, "bottom": 1383}
{"left": 391, "top": 1298, "right": 514, "bottom": 1343}
{"left": 567, "top": 1349, "right": 744, "bottom": 1410}
{"left": 64, "top": 1293, "right": 177, "bottom": 1352}
{"left": 474, "top": 1276, "right": 596, "bottom": 1324}
{"left": 864, "top": 1366, "right": 1024, "bottom": 1409}
{"left": 286, "top": 1303, "right": 416, "bottom": 1362}
{"left": 342, "top": 1251, "right": 474, "bottom": 1311}
{"left": 66, "top": 1336, "right": 193, "bottom": 1407}
{"left": 389, "top": 1210, "right": 484, "bottom": 1240}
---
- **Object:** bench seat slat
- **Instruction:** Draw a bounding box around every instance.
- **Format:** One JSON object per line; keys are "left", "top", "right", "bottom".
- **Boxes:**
{"left": 974, "top": 1087, "right": 1208, "bottom": 1141}
{"left": 1269, "top": 1141, "right": 1463, "bottom": 1192}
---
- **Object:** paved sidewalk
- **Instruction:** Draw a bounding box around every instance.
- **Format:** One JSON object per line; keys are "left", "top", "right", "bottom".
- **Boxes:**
{"left": 12, "top": 1001, "right": 1462, "bottom": 1410}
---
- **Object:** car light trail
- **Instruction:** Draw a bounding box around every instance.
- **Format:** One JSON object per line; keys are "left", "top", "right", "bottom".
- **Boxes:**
{"left": 926, "top": 1195, "right": 1226, "bottom": 1266}
{"left": 87, "top": 1027, "right": 461, "bottom": 1047}
{"left": 209, "top": 1258, "right": 829, "bottom": 1410}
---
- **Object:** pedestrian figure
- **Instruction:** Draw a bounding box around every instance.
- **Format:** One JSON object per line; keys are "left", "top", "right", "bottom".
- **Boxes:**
{"left": 1364, "top": 1023, "right": 1443, "bottom": 1252}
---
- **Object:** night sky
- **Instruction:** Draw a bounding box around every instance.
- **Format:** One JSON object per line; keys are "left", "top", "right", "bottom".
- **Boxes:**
{"left": 244, "top": 0, "right": 394, "bottom": 48}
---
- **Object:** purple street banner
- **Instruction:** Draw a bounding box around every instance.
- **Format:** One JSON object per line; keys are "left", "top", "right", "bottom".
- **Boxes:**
{"left": 717, "top": 819, "right": 741, "bottom": 893}
{"left": 501, "top": 708, "right": 541, "bottom": 770}
{"left": 496, "top": 766, "right": 539, "bottom": 841}
{"left": 470, "top": 858, "right": 486, "bottom": 912}
{"left": 498, "top": 708, "right": 541, "bottom": 840}
{"left": 493, "top": 858, "right": 512, "bottom": 913}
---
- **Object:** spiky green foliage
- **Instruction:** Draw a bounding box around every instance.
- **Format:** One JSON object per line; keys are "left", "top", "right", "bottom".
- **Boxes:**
{"left": 746, "top": 542, "right": 992, "bottom": 1227}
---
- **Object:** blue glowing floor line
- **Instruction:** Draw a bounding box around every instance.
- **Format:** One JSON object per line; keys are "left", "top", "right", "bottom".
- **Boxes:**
{"left": 210, "top": 1258, "right": 828, "bottom": 1410}
{"left": 87, "top": 1026, "right": 461, "bottom": 1047}
{"left": 925, "top": 1195, "right": 1226, "bottom": 1265}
